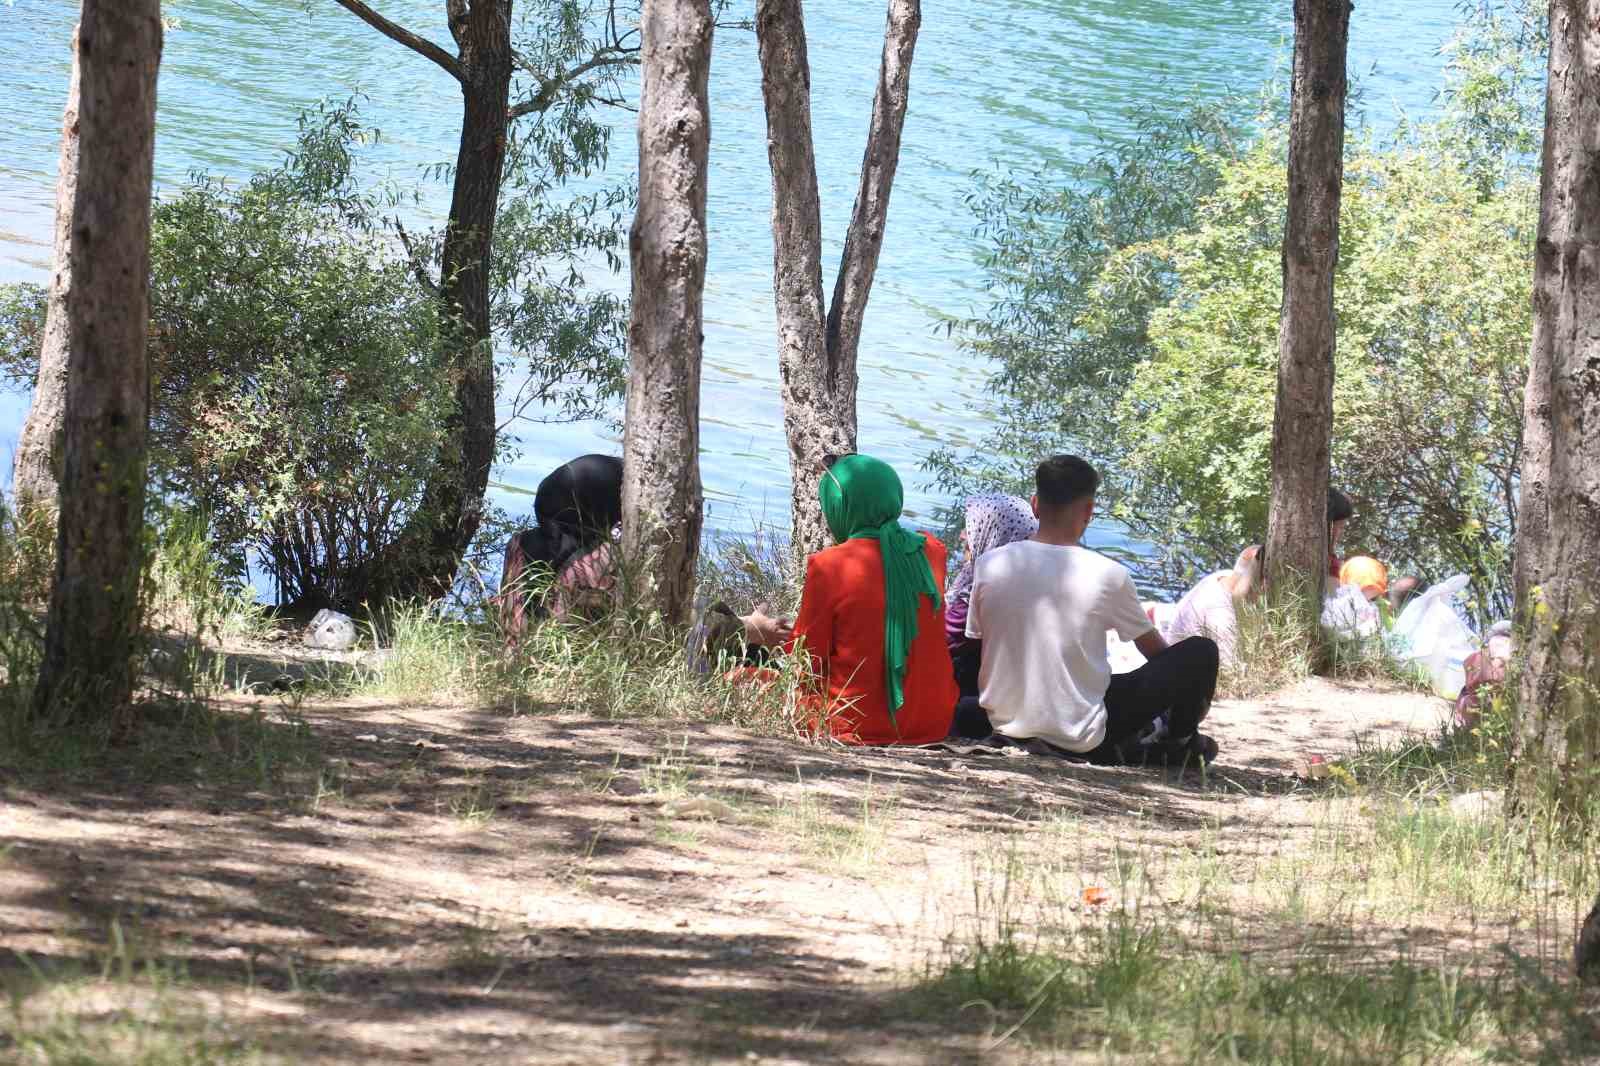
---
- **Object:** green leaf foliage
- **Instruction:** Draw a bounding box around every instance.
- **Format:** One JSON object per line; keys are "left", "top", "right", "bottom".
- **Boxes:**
{"left": 0, "top": 283, "right": 44, "bottom": 393}
{"left": 933, "top": 35, "right": 1537, "bottom": 615}
{"left": 144, "top": 107, "right": 451, "bottom": 607}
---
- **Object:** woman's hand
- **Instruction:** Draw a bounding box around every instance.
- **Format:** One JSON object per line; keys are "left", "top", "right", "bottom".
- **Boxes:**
{"left": 740, "top": 605, "right": 794, "bottom": 648}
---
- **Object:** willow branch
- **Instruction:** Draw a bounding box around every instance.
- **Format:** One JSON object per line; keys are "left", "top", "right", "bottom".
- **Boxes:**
{"left": 330, "top": 0, "right": 463, "bottom": 81}
{"left": 509, "top": 50, "right": 640, "bottom": 121}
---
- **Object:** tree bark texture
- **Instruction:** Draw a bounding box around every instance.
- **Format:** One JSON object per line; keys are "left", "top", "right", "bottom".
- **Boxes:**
{"left": 1578, "top": 889, "right": 1600, "bottom": 982}
{"left": 1264, "top": 0, "right": 1350, "bottom": 631}
{"left": 1514, "top": 3, "right": 1569, "bottom": 624}
{"left": 32, "top": 0, "right": 161, "bottom": 723}
{"left": 1510, "top": 0, "right": 1600, "bottom": 818}
{"left": 621, "top": 0, "right": 713, "bottom": 626}
{"left": 756, "top": 0, "right": 920, "bottom": 559}
{"left": 369, "top": 0, "right": 513, "bottom": 604}
{"left": 12, "top": 26, "right": 81, "bottom": 515}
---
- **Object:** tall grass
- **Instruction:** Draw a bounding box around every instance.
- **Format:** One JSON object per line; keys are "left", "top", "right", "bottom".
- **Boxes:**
{"left": 1222, "top": 589, "right": 1432, "bottom": 700}
{"left": 911, "top": 693, "right": 1600, "bottom": 1063}
{"left": 4, "top": 921, "right": 267, "bottom": 1066}
{"left": 342, "top": 594, "right": 816, "bottom": 738}
{"left": 145, "top": 507, "right": 270, "bottom": 646}
{"left": 1222, "top": 595, "right": 1317, "bottom": 698}
{"left": 0, "top": 503, "right": 298, "bottom": 777}
{"left": 918, "top": 800, "right": 1597, "bottom": 1063}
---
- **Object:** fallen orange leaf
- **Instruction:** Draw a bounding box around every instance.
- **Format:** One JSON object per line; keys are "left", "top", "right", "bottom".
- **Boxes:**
{"left": 1083, "top": 886, "right": 1109, "bottom": 907}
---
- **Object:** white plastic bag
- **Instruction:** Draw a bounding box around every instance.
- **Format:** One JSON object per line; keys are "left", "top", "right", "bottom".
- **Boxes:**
{"left": 1389, "top": 574, "right": 1477, "bottom": 699}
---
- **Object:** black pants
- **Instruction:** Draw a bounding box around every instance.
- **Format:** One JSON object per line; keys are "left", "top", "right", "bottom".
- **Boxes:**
{"left": 951, "top": 639, "right": 982, "bottom": 700}
{"left": 1087, "top": 636, "right": 1219, "bottom": 759}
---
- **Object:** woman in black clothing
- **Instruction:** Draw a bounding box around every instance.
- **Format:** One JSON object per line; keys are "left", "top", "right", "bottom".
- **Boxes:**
{"left": 498, "top": 454, "right": 623, "bottom": 641}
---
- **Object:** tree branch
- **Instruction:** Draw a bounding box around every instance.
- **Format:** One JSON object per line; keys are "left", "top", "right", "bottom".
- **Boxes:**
{"left": 823, "top": 0, "right": 921, "bottom": 384}
{"left": 330, "top": 0, "right": 463, "bottom": 81}
{"left": 509, "top": 50, "right": 640, "bottom": 121}
{"left": 393, "top": 220, "right": 440, "bottom": 297}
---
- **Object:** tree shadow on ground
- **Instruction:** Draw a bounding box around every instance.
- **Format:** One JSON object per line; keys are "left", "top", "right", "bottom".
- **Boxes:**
{"left": 0, "top": 678, "right": 1495, "bottom": 1064}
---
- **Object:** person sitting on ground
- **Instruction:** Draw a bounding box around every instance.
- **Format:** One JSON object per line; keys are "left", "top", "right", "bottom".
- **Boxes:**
{"left": 946, "top": 493, "right": 1038, "bottom": 700}
{"left": 1454, "top": 622, "right": 1513, "bottom": 732}
{"left": 1327, "top": 486, "right": 1354, "bottom": 582}
{"left": 1387, "top": 574, "right": 1422, "bottom": 613}
{"left": 962, "top": 455, "right": 1220, "bottom": 763}
{"left": 1339, "top": 555, "right": 1389, "bottom": 602}
{"left": 1337, "top": 553, "right": 1426, "bottom": 624}
{"left": 739, "top": 453, "right": 956, "bottom": 746}
{"left": 1162, "top": 545, "right": 1263, "bottom": 665}
{"left": 497, "top": 453, "right": 624, "bottom": 642}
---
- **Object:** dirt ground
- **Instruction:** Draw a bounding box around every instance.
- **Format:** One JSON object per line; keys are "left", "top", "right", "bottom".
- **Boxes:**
{"left": 0, "top": 672, "right": 1455, "bottom": 1064}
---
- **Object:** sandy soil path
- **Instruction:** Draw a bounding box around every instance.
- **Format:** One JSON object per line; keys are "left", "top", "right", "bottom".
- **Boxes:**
{"left": 0, "top": 677, "right": 1447, "bottom": 1063}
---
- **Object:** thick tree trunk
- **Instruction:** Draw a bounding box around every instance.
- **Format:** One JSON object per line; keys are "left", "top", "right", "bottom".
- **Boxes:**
{"left": 372, "top": 0, "right": 512, "bottom": 604}
{"left": 1578, "top": 889, "right": 1600, "bottom": 982}
{"left": 1510, "top": 0, "right": 1600, "bottom": 819}
{"left": 12, "top": 26, "right": 81, "bottom": 515}
{"left": 756, "top": 0, "right": 920, "bottom": 559}
{"left": 620, "top": 0, "right": 713, "bottom": 626}
{"left": 32, "top": 0, "right": 161, "bottom": 724}
{"left": 1264, "top": 0, "right": 1350, "bottom": 637}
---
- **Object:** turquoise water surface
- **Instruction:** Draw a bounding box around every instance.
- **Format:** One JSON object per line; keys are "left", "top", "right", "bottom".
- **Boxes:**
{"left": 0, "top": 0, "right": 1460, "bottom": 550}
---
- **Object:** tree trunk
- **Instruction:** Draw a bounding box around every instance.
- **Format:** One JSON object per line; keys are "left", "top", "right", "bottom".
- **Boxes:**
{"left": 1263, "top": 0, "right": 1350, "bottom": 638}
{"left": 371, "top": 0, "right": 512, "bottom": 604}
{"left": 12, "top": 25, "right": 81, "bottom": 515}
{"left": 31, "top": 0, "right": 161, "bottom": 725}
{"left": 1578, "top": 889, "right": 1600, "bottom": 983}
{"left": 621, "top": 0, "right": 713, "bottom": 627}
{"left": 1510, "top": 0, "right": 1600, "bottom": 819}
{"left": 756, "top": 0, "right": 921, "bottom": 559}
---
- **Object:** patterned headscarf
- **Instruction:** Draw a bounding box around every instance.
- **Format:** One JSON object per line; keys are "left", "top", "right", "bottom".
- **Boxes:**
{"left": 818, "top": 454, "right": 940, "bottom": 719}
{"left": 947, "top": 494, "right": 1037, "bottom": 643}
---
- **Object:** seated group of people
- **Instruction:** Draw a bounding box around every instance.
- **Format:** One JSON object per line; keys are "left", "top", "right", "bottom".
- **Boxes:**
{"left": 502, "top": 451, "right": 1222, "bottom": 767}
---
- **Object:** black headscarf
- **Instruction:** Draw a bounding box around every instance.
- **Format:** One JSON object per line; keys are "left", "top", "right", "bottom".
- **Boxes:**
{"left": 522, "top": 454, "right": 624, "bottom": 574}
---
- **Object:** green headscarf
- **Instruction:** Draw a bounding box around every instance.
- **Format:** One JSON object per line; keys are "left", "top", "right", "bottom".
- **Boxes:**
{"left": 817, "top": 454, "right": 941, "bottom": 719}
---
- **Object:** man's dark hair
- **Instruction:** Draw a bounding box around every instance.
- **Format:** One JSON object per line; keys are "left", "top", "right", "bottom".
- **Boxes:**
{"left": 1036, "top": 455, "right": 1099, "bottom": 509}
{"left": 1327, "top": 487, "right": 1354, "bottom": 524}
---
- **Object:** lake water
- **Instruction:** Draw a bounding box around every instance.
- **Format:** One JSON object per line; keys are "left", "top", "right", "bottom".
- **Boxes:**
{"left": 0, "top": 0, "right": 1461, "bottom": 555}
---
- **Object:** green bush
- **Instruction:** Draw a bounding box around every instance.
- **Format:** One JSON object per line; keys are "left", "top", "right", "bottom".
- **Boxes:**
{"left": 933, "top": 104, "right": 1532, "bottom": 615}
{"left": 146, "top": 167, "right": 450, "bottom": 607}
{"left": 1, "top": 99, "right": 630, "bottom": 611}
{"left": 1115, "top": 132, "right": 1532, "bottom": 614}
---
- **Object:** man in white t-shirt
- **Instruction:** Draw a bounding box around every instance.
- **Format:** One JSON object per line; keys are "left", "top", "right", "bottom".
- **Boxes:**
{"left": 965, "top": 455, "right": 1220, "bottom": 762}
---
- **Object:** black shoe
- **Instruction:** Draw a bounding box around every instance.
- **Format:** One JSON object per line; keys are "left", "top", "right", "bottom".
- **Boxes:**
{"left": 1165, "top": 732, "right": 1218, "bottom": 766}
{"left": 1187, "top": 733, "right": 1219, "bottom": 763}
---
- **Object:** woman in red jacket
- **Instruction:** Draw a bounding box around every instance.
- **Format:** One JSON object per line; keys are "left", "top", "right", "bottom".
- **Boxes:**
{"left": 742, "top": 454, "right": 956, "bottom": 745}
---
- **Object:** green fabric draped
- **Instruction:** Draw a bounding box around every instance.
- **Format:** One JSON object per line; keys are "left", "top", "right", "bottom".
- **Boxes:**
{"left": 817, "top": 454, "right": 941, "bottom": 719}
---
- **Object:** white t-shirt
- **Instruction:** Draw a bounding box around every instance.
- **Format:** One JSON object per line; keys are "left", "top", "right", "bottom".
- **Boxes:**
{"left": 966, "top": 541, "right": 1154, "bottom": 752}
{"left": 1163, "top": 571, "right": 1239, "bottom": 662}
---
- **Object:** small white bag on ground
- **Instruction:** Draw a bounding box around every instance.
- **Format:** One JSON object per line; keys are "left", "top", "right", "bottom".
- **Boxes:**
{"left": 1388, "top": 574, "right": 1477, "bottom": 699}
{"left": 305, "top": 608, "right": 359, "bottom": 651}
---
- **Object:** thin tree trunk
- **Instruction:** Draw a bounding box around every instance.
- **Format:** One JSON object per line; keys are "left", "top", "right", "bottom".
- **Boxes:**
{"left": 756, "top": 0, "right": 833, "bottom": 556}
{"left": 12, "top": 26, "right": 81, "bottom": 515}
{"left": 32, "top": 0, "right": 161, "bottom": 724}
{"left": 1264, "top": 0, "right": 1350, "bottom": 638}
{"left": 1510, "top": 0, "right": 1600, "bottom": 819}
{"left": 367, "top": 0, "right": 512, "bottom": 604}
{"left": 756, "top": 0, "right": 920, "bottom": 559}
{"left": 825, "top": 0, "right": 920, "bottom": 372}
{"left": 1513, "top": 2, "right": 1564, "bottom": 634}
{"left": 620, "top": 0, "right": 713, "bottom": 626}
